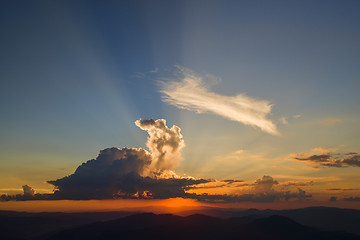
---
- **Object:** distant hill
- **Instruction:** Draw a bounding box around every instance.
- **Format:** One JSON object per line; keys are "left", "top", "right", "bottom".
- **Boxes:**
{"left": 174, "top": 206, "right": 360, "bottom": 235}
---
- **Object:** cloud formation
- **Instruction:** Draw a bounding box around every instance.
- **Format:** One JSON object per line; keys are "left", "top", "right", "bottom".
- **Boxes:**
{"left": 45, "top": 119, "right": 205, "bottom": 200}
{"left": 135, "top": 119, "right": 185, "bottom": 172}
{"left": 0, "top": 118, "right": 212, "bottom": 201}
{"left": 290, "top": 148, "right": 360, "bottom": 168}
{"left": 188, "top": 176, "right": 311, "bottom": 203}
{"left": 46, "top": 145, "right": 209, "bottom": 200}
{"left": 2, "top": 119, "right": 312, "bottom": 203}
{"left": 1, "top": 185, "right": 53, "bottom": 201}
{"left": 22, "top": 185, "right": 35, "bottom": 197}
{"left": 160, "top": 66, "right": 279, "bottom": 135}
{"left": 253, "top": 175, "right": 279, "bottom": 193}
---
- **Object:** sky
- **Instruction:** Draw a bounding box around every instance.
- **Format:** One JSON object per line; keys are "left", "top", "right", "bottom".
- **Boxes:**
{"left": 1, "top": 0, "right": 360, "bottom": 211}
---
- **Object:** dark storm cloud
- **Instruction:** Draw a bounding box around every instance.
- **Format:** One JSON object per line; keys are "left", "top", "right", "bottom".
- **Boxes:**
{"left": 47, "top": 147, "right": 151, "bottom": 199}
{"left": 46, "top": 147, "right": 209, "bottom": 200}
{"left": 291, "top": 150, "right": 360, "bottom": 168}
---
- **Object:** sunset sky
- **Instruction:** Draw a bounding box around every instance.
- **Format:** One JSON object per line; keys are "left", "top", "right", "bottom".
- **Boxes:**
{"left": 1, "top": 0, "right": 360, "bottom": 211}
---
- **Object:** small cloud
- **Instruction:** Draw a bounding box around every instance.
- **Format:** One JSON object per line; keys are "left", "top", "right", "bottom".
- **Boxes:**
{"left": 327, "top": 188, "right": 358, "bottom": 191}
{"left": 345, "top": 152, "right": 358, "bottom": 155}
{"left": 304, "top": 164, "right": 324, "bottom": 169}
{"left": 150, "top": 68, "right": 159, "bottom": 73}
{"left": 281, "top": 181, "right": 314, "bottom": 187}
{"left": 160, "top": 66, "right": 279, "bottom": 135}
{"left": 317, "top": 118, "right": 343, "bottom": 126}
{"left": 342, "top": 155, "right": 360, "bottom": 167}
{"left": 22, "top": 185, "right": 35, "bottom": 197}
{"left": 130, "top": 72, "right": 146, "bottom": 79}
{"left": 222, "top": 179, "right": 244, "bottom": 184}
{"left": 130, "top": 68, "right": 159, "bottom": 79}
{"left": 343, "top": 197, "right": 360, "bottom": 202}
{"left": 253, "top": 175, "right": 278, "bottom": 193}
{"left": 289, "top": 148, "right": 360, "bottom": 168}
{"left": 328, "top": 196, "right": 337, "bottom": 202}
{"left": 293, "top": 114, "right": 301, "bottom": 119}
{"left": 233, "top": 149, "right": 244, "bottom": 155}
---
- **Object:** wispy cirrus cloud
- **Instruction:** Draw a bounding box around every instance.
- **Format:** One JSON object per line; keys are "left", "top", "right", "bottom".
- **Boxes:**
{"left": 160, "top": 66, "right": 279, "bottom": 135}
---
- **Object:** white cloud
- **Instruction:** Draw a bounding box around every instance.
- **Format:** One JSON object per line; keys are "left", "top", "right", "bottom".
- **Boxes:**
{"left": 150, "top": 68, "right": 159, "bottom": 73}
{"left": 160, "top": 67, "right": 279, "bottom": 135}
{"left": 135, "top": 119, "right": 185, "bottom": 172}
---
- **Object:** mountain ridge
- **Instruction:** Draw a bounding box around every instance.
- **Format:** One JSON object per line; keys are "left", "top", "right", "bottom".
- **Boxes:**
{"left": 1, "top": 206, "right": 360, "bottom": 240}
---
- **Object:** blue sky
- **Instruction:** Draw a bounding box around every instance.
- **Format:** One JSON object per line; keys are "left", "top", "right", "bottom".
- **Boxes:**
{"left": 1, "top": 0, "right": 360, "bottom": 203}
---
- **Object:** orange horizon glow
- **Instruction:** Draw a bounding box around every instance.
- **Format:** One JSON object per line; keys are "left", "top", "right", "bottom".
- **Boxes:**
{"left": 1, "top": 198, "right": 359, "bottom": 213}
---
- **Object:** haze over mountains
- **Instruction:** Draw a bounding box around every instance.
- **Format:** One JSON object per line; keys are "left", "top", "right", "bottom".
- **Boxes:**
{"left": 1, "top": 207, "right": 360, "bottom": 240}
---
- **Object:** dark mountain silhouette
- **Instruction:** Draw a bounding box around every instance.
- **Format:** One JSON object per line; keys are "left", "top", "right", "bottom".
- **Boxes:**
{"left": 43, "top": 213, "right": 359, "bottom": 240}
{"left": 1, "top": 207, "right": 360, "bottom": 240}
{"left": 0, "top": 211, "right": 137, "bottom": 240}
